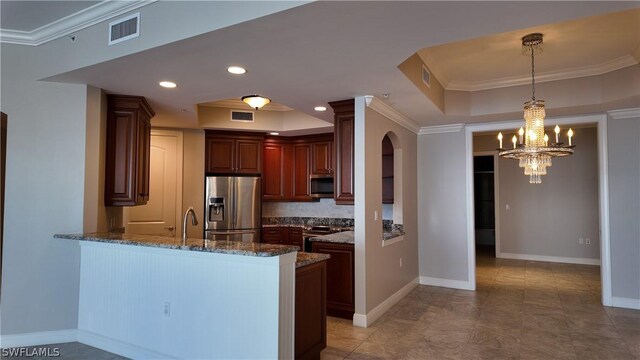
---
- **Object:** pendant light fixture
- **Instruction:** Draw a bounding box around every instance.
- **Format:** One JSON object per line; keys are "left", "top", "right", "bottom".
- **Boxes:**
{"left": 497, "top": 33, "right": 575, "bottom": 184}
{"left": 241, "top": 95, "right": 270, "bottom": 110}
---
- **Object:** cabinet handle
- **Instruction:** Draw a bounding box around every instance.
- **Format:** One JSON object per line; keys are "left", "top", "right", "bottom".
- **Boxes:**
{"left": 164, "top": 226, "right": 175, "bottom": 231}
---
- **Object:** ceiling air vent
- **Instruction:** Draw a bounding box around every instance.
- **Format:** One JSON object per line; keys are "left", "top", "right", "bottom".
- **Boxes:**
{"left": 230, "top": 110, "right": 254, "bottom": 122}
{"left": 109, "top": 13, "right": 140, "bottom": 45}
{"left": 421, "top": 64, "right": 431, "bottom": 88}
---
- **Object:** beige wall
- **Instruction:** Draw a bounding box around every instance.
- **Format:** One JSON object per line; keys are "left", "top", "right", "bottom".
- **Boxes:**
{"left": 354, "top": 98, "right": 419, "bottom": 316}
{"left": 197, "top": 106, "right": 331, "bottom": 133}
{"left": 398, "top": 54, "right": 445, "bottom": 112}
{"left": 182, "top": 130, "right": 206, "bottom": 238}
{"left": 475, "top": 128, "right": 600, "bottom": 261}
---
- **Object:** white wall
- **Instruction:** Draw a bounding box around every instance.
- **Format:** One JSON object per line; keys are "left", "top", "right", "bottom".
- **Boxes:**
{"left": 181, "top": 130, "right": 205, "bottom": 238}
{"left": 77, "top": 242, "right": 295, "bottom": 359}
{"left": 354, "top": 97, "right": 419, "bottom": 323}
{"left": 0, "top": 44, "right": 88, "bottom": 335}
{"left": 418, "top": 129, "right": 471, "bottom": 285}
{"left": 607, "top": 114, "right": 640, "bottom": 303}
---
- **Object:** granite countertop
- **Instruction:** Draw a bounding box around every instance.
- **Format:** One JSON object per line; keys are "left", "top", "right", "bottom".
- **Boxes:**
{"left": 308, "top": 231, "right": 354, "bottom": 244}
{"left": 296, "top": 252, "right": 330, "bottom": 268}
{"left": 55, "top": 233, "right": 299, "bottom": 257}
{"left": 308, "top": 229, "right": 405, "bottom": 243}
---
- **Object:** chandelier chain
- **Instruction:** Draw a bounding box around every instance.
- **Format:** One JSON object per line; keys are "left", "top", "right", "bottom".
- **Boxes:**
{"left": 531, "top": 47, "right": 536, "bottom": 101}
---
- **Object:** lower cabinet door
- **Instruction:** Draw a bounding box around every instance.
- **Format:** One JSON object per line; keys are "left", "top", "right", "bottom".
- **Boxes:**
{"left": 310, "top": 242, "right": 354, "bottom": 319}
{"left": 295, "top": 260, "right": 327, "bottom": 360}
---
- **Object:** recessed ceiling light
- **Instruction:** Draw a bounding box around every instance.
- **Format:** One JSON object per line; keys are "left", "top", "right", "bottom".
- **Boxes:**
{"left": 227, "top": 66, "right": 247, "bottom": 75}
{"left": 159, "top": 81, "right": 177, "bottom": 88}
{"left": 269, "top": 132, "right": 280, "bottom": 136}
{"left": 314, "top": 106, "right": 327, "bottom": 112}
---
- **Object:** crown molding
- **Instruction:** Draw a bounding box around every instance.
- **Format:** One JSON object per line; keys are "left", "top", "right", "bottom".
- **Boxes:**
{"left": 446, "top": 55, "right": 638, "bottom": 92}
{"left": 0, "top": 0, "right": 156, "bottom": 46}
{"left": 418, "top": 124, "right": 465, "bottom": 135}
{"left": 607, "top": 108, "right": 640, "bottom": 120}
{"left": 363, "top": 96, "right": 421, "bottom": 134}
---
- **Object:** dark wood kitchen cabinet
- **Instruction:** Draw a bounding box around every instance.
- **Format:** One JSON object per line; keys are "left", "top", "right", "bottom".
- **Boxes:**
{"left": 205, "top": 131, "right": 263, "bottom": 175}
{"left": 329, "top": 99, "right": 355, "bottom": 205}
{"left": 295, "top": 259, "right": 327, "bottom": 360}
{"left": 292, "top": 143, "right": 312, "bottom": 201}
{"left": 310, "top": 136, "right": 334, "bottom": 176}
{"left": 262, "top": 133, "right": 333, "bottom": 202}
{"left": 310, "top": 241, "right": 354, "bottom": 319}
{"left": 261, "top": 227, "right": 283, "bottom": 244}
{"left": 261, "top": 226, "right": 303, "bottom": 249}
{"left": 104, "top": 94, "right": 155, "bottom": 206}
{"left": 263, "top": 139, "right": 293, "bottom": 201}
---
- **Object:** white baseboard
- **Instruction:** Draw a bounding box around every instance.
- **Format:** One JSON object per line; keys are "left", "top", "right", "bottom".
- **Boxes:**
{"left": 77, "top": 330, "right": 174, "bottom": 359}
{"left": 419, "top": 276, "right": 474, "bottom": 290}
{"left": 352, "top": 277, "right": 419, "bottom": 328}
{"left": 0, "top": 329, "right": 77, "bottom": 349}
{"left": 610, "top": 297, "right": 640, "bottom": 310}
{"left": 498, "top": 252, "right": 601, "bottom": 266}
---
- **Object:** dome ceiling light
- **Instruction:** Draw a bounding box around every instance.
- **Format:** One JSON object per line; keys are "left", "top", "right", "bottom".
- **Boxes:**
{"left": 241, "top": 95, "right": 271, "bottom": 110}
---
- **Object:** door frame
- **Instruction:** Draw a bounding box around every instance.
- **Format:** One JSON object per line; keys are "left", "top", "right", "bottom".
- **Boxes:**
{"left": 472, "top": 151, "right": 500, "bottom": 258}
{"left": 465, "top": 114, "right": 611, "bottom": 306}
{"left": 123, "top": 129, "right": 183, "bottom": 237}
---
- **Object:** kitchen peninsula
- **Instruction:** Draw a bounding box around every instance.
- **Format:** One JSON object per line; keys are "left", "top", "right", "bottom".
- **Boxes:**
{"left": 55, "top": 233, "right": 328, "bottom": 359}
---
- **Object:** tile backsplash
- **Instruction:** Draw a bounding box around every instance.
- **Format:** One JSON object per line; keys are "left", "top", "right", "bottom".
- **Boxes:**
{"left": 262, "top": 198, "right": 354, "bottom": 218}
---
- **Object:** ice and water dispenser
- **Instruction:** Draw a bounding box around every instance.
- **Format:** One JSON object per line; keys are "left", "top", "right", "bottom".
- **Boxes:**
{"left": 208, "top": 197, "right": 225, "bottom": 222}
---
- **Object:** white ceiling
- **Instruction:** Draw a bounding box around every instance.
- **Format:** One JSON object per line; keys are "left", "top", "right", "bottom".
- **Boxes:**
{"left": 27, "top": 1, "right": 640, "bottom": 128}
{"left": 419, "top": 9, "right": 640, "bottom": 91}
{"left": 0, "top": 1, "right": 99, "bottom": 32}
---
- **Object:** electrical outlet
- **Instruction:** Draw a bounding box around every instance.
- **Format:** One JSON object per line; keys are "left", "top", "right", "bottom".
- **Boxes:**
{"left": 399, "top": 258, "right": 403, "bottom": 268}
{"left": 586, "top": 238, "right": 591, "bottom": 245}
{"left": 163, "top": 302, "right": 171, "bottom": 317}
{"left": 505, "top": 204, "right": 510, "bottom": 211}
{"left": 579, "top": 238, "right": 584, "bottom": 245}
{"left": 374, "top": 210, "right": 379, "bottom": 221}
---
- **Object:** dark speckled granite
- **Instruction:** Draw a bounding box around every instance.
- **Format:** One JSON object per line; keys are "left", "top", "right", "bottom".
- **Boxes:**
{"left": 55, "top": 233, "right": 298, "bottom": 257}
{"left": 263, "top": 217, "right": 354, "bottom": 229}
{"left": 296, "top": 252, "right": 330, "bottom": 268}
{"left": 308, "top": 231, "right": 354, "bottom": 244}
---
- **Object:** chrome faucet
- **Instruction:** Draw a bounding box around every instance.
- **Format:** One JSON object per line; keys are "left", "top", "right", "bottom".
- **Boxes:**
{"left": 182, "top": 207, "right": 199, "bottom": 246}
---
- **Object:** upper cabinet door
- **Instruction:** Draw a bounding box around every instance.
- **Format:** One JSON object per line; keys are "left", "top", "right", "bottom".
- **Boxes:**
{"left": 205, "top": 137, "right": 235, "bottom": 173}
{"left": 236, "top": 139, "right": 262, "bottom": 174}
{"left": 205, "top": 131, "right": 264, "bottom": 175}
{"left": 263, "top": 141, "right": 292, "bottom": 201}
{"left": 105, "top": 94, "right": 155, "bottom": 207}
{"left": 292, "top": 143, "right": 312, "bottom": 201}
{"left": 311, "top": 141, "right": 333, "bottom": 175}
{"left": 329, "top": 99, "right": 355, "bottom": 205}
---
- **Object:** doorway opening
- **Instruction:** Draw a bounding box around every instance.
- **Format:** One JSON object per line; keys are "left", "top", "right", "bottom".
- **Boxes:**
{"left": 473, "top": 154, "right": 496, "bottom": 259}
{"left": 467, "top": 119, "right": 608, "bottom": 305}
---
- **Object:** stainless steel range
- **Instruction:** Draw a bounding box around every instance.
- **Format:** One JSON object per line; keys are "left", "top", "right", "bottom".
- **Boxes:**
{"left": 303, "top": 226, "right": 340, "bottom": 252}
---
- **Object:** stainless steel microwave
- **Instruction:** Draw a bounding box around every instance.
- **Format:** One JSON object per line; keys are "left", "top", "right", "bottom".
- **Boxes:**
{"left": 310, "top": 175, "right": 334, "bottom": 198}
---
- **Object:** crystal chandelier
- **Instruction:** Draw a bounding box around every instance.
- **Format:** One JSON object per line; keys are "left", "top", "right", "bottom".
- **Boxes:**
{"left": 497, "top": 33, "right": 575, "bottom": 184}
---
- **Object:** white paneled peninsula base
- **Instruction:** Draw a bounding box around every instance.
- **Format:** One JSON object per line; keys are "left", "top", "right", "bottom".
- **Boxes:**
{"left": 55, "top": 233, "right": 298, "bottom": 359}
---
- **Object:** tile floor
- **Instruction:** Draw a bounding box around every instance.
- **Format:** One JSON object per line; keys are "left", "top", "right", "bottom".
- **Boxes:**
{"left": 321, "top": 249, "right": 640, "bottom": 359}
{"left": 4, "top": 250, "right": 638, "bottom": 359}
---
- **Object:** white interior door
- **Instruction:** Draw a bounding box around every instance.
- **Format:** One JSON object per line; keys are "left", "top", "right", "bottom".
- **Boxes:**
{"left": 125, "top": 130, "right": 183, "bottom": 236}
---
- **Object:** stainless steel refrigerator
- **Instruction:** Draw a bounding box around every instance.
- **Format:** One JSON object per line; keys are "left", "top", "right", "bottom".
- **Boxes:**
{"left": 204, "top": 176, "right": 261, "bottom": 242}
